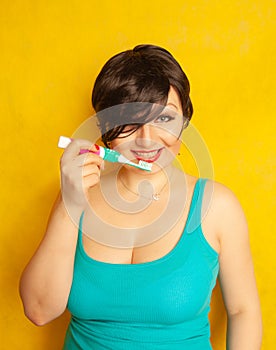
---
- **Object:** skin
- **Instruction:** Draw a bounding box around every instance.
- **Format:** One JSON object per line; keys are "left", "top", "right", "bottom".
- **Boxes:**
{"left": 19, "top": 86, "right": 262, "bottom": 349}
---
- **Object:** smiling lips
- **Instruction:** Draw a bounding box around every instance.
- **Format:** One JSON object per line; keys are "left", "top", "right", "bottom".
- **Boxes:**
{"left": 131, "top": 148, "right": 164, "bottom": 163}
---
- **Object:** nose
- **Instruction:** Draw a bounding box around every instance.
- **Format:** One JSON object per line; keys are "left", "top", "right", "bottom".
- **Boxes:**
{"left": 135, "top": 124, "right": 154, "bottom": 148}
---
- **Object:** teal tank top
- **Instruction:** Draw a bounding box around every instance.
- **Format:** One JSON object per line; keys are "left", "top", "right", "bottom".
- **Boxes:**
{"left": 63, "top": 178, "right": 219, "bottom": 350}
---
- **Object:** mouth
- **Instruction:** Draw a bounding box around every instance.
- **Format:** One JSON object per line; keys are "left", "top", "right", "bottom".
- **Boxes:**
{"left": 131, "top": 148, "right": 164, "bottom": 163}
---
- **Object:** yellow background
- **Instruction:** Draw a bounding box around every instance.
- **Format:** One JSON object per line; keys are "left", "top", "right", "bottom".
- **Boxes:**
{"left": 1, "top": 1, "right": 275, "bottom": 349}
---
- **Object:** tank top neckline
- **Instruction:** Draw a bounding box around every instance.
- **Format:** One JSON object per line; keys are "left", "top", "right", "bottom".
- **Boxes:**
{"left": 78, "top": 178, "right": 206, "bottom": 269}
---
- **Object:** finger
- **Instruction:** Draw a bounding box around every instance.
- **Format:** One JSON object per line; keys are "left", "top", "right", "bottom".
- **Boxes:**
{"left": 74, "top": 152, "right": 103, "bottom": 169}
{"left": 81, "top": 164, "right": 101, "bottom": 177}
{"left": 83, "top": 173, "right": 101, "bottom": 189}
{"left": 61, "top": 138, "right": 94, "bottom": 162}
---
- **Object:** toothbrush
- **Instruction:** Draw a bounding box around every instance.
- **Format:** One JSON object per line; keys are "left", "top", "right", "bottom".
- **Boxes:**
{"left": 58, "top": 136, "right": 152, "bottom": 172}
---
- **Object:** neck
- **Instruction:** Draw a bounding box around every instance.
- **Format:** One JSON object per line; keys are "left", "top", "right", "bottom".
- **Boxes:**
{"left": 118, "top": 164, "right": 174, "bottom": 196}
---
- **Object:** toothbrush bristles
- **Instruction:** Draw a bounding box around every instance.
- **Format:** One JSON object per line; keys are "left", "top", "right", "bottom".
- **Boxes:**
{"left": 138, "top": 160, "right": 152, "bottom": 171}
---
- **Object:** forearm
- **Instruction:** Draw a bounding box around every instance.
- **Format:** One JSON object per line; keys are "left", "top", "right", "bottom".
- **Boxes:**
{"left": 19, "top": 194, "right": 81, "bottom": 325}
{"left": 226, "top": 310, "right": 262, "bottom": 350}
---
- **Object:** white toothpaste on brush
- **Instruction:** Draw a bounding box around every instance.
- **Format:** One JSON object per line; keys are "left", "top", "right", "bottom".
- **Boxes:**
{"left": 58, "top": 136, "right": 152, "bottom": 172}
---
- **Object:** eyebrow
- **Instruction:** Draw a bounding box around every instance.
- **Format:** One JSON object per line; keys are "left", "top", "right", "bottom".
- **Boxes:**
{"left": 166, "top": 103, "right": 179, "bottom": 111}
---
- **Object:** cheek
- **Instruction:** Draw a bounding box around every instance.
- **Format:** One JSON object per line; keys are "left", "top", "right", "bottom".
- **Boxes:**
{"left": 161, "top": 133, "right": 181, "bottom": 151}
{"left": 110, "top": 137, "right": 136, "bottom": 159}
{"left": 110, "top": 138, "right": 128, "bottom": 150}
{"left": 170, "top": 139, "right": 181, "bottom": 155}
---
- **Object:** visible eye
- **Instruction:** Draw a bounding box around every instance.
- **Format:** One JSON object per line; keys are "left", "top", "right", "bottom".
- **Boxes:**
{"left": 154, "top": 114, "right": 175, "bottom": 123}
{"left": 120, "top": 126, "right": 135, "bottom": 133}
{"left": 117, "top": 124, "right": 141, "bottom": 138}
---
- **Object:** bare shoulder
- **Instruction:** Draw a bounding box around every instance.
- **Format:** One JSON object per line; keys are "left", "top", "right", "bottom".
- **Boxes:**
{"left": 204, "top": 179, "right": 246, "bottom": 215}
{"left": 203, "top": 179, "right": 249, "bottom": 242}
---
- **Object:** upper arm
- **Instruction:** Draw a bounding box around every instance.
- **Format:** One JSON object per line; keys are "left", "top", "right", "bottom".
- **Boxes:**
{"left": 212, "top": 182, "right": 261, "bottom": 316}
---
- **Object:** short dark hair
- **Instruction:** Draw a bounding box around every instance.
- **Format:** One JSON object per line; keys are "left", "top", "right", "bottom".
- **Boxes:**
{"left": 92, "top": 44, "right": 193, "bottom": 147}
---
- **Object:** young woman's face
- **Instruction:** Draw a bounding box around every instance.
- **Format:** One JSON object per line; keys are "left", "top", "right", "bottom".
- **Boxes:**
{"left": 111, "top": 86, "right": 184, "bottom": 172}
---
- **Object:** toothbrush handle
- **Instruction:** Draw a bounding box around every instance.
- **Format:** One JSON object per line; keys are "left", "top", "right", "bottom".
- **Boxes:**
{"left": 79, "top": 144, "right": 100, "bottom": 155}
{"left": 58, "top": 136, "right": 103, "bottom": 157}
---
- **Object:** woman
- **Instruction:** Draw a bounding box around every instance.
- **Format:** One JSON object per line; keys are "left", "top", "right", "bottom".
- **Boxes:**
{"left": 19, "top": 44, "right": 262, "bottom": 349}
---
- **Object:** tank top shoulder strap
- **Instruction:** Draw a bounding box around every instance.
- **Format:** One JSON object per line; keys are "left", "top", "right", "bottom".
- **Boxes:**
{"left": 185, "top": 178, "right": 208, "bottom": 234}
{"left": 78, "top": 211, "right": 85, "bottom": 239}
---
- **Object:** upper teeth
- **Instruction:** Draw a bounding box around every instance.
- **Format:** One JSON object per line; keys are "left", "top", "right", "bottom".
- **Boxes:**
{"left": 135, "top": 150, "right": 159, "bottom": 158}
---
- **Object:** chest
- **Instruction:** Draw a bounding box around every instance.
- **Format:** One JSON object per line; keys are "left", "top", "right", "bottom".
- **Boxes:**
{"left": 82, "top": 202, "right": 218, "bottom": 265}
{"left": 82, "top": 210, "right": 188, "bottom": 264}
{"left": 82, "top": 175, "right": 219, "bottom": 264}
{"left": 69, "top": 238, "right": 219, "bottom": 324}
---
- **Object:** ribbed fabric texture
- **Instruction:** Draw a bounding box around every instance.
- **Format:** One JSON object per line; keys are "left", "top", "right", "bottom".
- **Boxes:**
{"left": 63, "top": 178, "right": 219, "bottom": 350}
